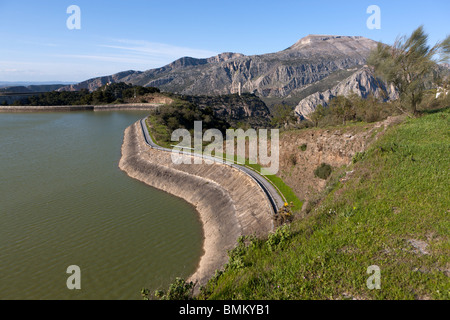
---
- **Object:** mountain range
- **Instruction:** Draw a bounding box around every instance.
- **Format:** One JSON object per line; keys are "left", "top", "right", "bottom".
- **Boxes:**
{"left": 60, "top": 35, "right": 382, "bottom": 111}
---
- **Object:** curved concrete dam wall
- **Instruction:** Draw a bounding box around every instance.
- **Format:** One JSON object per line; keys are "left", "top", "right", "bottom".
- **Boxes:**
{"left": 119, "top": 121, "right": 273, "bottom": 286}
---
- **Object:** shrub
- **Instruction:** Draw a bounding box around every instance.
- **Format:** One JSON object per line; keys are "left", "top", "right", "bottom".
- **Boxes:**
{"left": 289, "top": 153, "right": 297, "bottom": 166}
{"left": 352, "top": 151, "right": 366, "bottom": 164}
{"left": 314, "top": 163, "right": 332, "bottom": 180}
{"left": 299, "top": 144, "right": 307, "bottom": 151}
{"left": 151, "top": 277, "right": 196, "bottom": 300}
{"left": 226, "top": 236, "right": 248, "bottom": 270}
{"left": 267, "top": 224, "right": 292, "bottom": 251}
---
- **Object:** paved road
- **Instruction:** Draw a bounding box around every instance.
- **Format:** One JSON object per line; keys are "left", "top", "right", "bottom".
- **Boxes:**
{"left": 139, "top": 119, "right": 284, "bottom": 214}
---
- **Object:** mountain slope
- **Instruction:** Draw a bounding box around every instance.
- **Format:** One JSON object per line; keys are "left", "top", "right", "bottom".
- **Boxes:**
{"left": 60, "top": 35, "right": 378, "bottom": 106}
{"left": 294, "top": 66, "right": 399, "bottom": 118}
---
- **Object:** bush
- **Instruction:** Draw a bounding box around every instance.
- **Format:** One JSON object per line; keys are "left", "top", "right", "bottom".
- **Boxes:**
{"left": 289, "top": 153, "right": 297, "bottom": 166}
{"left": 142, "top": 277, "right": 196, "bottom": 300}
{"left": 267, "top": 224, "right": 292, "bottom": 251}
{"left": 314, "top": 163, "right": 332, "bottom": 180}
{"left": 226, "top": 236, "right": 248, "bottom": 270}
{"left": 352, "top": 151, "right": 367, "bottom": 164}
{"left": 299, "top": 144, "right": 307, "bottom": 151}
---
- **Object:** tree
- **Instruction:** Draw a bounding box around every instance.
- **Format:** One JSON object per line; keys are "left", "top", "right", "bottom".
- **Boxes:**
{"left": 270, "top": 104, "right": 296, "bottom": 128}
{"left": 367, "top": 25, "right": 450, "bottom": 116}
{"left": 309, "top": 104, "right": 326, "bottom": 127}
{"left": 329, "top": 96, "right": 354, "bottom": 125}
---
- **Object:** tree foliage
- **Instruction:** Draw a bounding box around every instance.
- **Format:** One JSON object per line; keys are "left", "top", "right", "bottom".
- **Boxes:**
{"left": 152, "top": 100, "right": 229, "bottom": 133}
{"left": 309, "top": 104, "right": 326, "bottom": 127}
{"left": 12, "top": 83, "right": 160, "bottom": 106}
{"left": 141, "top": 278, "right": 196, "bottom": 300}
{"left": 314, "top": 163, "right": 332, "bottom": 180}
{"left": 270, "top": 104, "right": 297, "bottom": 128}
{"left": 307, "top": 93, "right": 396, "bottom": 127}
{"left": 367, "top": 25, "right": 450, "bottom": 115}
{"left": 328, "top": 95, "right": 355, "bottom": 125}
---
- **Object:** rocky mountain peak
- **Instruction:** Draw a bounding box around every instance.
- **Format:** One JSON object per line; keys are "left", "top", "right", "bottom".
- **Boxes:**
{"left": 207, "top": 52, "right": 245, "bottom": 63}
{"left": 288, "top": 34, "right": 373, "bottom": 51}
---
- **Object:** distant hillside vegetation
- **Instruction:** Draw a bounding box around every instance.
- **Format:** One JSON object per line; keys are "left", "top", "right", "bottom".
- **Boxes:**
{"left": 181, "top": 93, "right": 271, "bottom": 128}
{"left": 3, "top": 83, "right": 160, "bottom": 106}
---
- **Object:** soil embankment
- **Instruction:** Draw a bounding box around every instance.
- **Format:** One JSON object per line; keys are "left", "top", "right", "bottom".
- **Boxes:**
{"left": 277, "top": 116, "right": 405, "bottom": 203}
{"left": 119, "top": 121, "right": 273, "bottom": 286}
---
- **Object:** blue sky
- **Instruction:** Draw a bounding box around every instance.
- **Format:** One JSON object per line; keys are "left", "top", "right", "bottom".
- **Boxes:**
{"left": 0, "top": 0, "right": 449, "bottom": 82}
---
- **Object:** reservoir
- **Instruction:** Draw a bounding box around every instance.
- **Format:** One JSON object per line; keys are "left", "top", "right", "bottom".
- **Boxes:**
{"left": 0, "top": 111, "right": 203, "bottom": 300}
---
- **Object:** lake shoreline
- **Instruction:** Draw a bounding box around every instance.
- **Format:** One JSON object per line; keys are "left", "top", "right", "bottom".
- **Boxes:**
{"left": 118, "top": 121, "right": 273, "bottom": 288}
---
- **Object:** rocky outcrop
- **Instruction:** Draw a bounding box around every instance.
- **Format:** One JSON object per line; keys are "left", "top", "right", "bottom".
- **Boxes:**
{"left": 118, "top": 121, "right": 273, "bottom": 286}
{"left": 294, "top": 67, "right": 398, "bottom": 118}
{"left": 59, "top": 35, "right": 379, "bottom": 106}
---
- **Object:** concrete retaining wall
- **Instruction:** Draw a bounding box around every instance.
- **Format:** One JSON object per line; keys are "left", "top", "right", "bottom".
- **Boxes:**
{"left": 118, "top": 121, "right": 273, "bottom": 286}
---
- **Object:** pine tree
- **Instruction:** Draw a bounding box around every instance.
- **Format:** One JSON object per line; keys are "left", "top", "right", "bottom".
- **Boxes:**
{"left": 368, "top": 26, "right": 450, "bottom": 116}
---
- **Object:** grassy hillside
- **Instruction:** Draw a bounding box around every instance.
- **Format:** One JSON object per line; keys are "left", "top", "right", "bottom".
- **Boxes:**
{"left": 196, "top": 108, "right": 449, "bottom": 300}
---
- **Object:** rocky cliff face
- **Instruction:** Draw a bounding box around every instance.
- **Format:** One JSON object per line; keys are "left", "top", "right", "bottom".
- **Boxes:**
{"left": 294, "top": 67, "right": 399, "bottom": 118}
{"left": 60, "top": 35, "right": 378, "bottom": 106}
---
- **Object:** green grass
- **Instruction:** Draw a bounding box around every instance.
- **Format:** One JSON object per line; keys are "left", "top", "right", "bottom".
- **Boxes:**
{"left": 197, "top": 108, "right": 450, "bottom": 300}
{"left": 246, "top": 162, "right": 303, "bottom": 212}
{"left": 146, "top": 115, "right": 173, "bottom": 149}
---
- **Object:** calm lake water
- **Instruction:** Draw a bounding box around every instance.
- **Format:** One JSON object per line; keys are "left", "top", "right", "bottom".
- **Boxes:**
{"left": 0, "top": 111, "right": 203, "bottom": 300}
